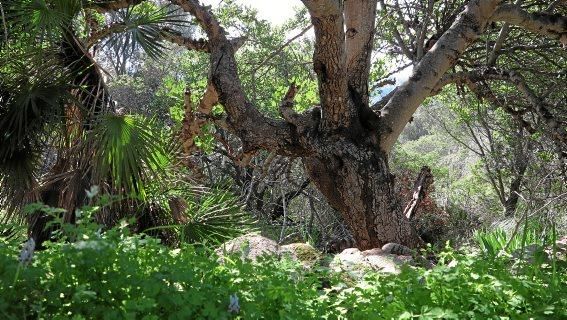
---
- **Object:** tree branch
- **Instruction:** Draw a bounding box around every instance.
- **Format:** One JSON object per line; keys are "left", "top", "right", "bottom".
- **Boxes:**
{"left": 416, "top": 0, "right": 435, "bottom": 61}
{"left": 379, "top": 0, "right": 500, "bottom": 152}
{"left": 487, "top": 22, "right": 511, "bottom": 66}
{"left": 345, "top": 0, "right": 378, "bottom": 107}
{"left": 279, "top": 83, "right": 300, "bottom": 125}
{"left": 492, "top": 4, "right": 567, "bottom": 44}
{"left": 302, "top": 0, "right": 351, "bottom": 131}
{"left": 252, "top": 24, "right": 312, "bottom": 75}
{"left": 159, "top": 27, "right": 210, "bottom": 52}
{"left": 87, "top": 22, "right": 128, "bottom": 48}
{"left": 404, "top": 166, "right": 433, "bottom": 220}
{"left": 434, "top": 67, "right": 566, "bottom": 145}
{"left": 86, "top": 0, "right": 143, "bottom": 13}
{"left": 170, "top": 0, "right": 309, "bottom": 157}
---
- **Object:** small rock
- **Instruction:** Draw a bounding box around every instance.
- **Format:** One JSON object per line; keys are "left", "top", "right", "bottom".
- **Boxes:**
{"left": 330, "top": 247, "right": 413, "bottom": 277}
{"left": 382, "top": 243, "right": 413, "bottom": 255}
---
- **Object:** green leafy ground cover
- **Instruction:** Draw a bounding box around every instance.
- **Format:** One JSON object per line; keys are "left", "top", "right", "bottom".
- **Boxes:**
{"left": 1, "top": 223, "right": 565, "bottom": 320}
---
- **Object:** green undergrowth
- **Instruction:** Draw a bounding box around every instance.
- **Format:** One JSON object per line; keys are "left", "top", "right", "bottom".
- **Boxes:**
{"left": 1, "top": 211, "right": 566, "bottom": 319}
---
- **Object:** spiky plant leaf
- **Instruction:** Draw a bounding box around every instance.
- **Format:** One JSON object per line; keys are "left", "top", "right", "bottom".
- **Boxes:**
{"left": 4, "top": 0, "right": 82, "bottom": 42}
{"left": 0, "top": 146, "right": 40, "bottom": 224}
{"left": 180, "top": 187, "right": 257, "bottom": 245}
{"left": 0, "top": 48, "right": 70, "bottom": 160}
{"left": 100, "top": 3, "right": 187, "bottom": 60}
{"left": 90, "top": 114, "right": 171, "bottom": 199}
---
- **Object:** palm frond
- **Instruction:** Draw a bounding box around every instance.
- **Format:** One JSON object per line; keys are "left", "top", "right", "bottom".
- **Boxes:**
{"left": 100, "top": 3, "right": 187, "bottom": 60}
{"left": 0, "top": 49, "right": 70, "bottom": 159}
{"left": 0, "top": 145, "right": 40, "bottom": 224}
{"left": 180, "top": 187, "right": 257, "bottom": 245}
{"left": 4, "top": 0, "right": 82, "bottom": 42}
{"left": 90, "top": 114, "right": 172, "bottom": 199}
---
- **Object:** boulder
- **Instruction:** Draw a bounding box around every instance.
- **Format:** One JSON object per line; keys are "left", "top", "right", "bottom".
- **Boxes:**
{"left": 280, "top": 243, "right": 321, "bottom": 267}
{"left": 330, "top": 247, "right": 414, "bottom": 278}
{"left": 216, "top": 234, "right": 279, "bottom": 261}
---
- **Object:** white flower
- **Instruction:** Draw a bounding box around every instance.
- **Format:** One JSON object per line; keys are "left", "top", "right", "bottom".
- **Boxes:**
{"left": 85, "top": 185, "right": 100, "bottom": 199}
{"left": 228, "top": 294, "right": 240, "bottom": 313}
{"left": 447, "top": 259, "right": 458, "bottom": 268}
{"left": 18, "top": 238, "right": 36, "bottom": 265}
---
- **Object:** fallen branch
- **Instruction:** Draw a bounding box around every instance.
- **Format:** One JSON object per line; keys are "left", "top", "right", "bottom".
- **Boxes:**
{"left": 404, "top": 166, "right": 434, "bottom": 220}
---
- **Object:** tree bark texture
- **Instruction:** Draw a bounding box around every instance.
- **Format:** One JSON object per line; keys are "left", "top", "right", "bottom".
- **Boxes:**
{"left": 303, "top": 139, "right": 423, "bottom": 249}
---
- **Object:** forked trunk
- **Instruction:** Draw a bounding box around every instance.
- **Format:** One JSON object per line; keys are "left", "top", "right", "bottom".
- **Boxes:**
{"left": 303, "top": 137, "right": 423, "bottom": 250}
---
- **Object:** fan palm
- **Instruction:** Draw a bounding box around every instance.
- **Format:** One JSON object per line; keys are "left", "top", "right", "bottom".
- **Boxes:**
{"left": 0, "top": 0, "right": 184, "bottom": 245}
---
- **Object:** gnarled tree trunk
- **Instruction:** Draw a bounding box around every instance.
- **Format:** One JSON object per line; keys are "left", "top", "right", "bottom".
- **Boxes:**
{"left": 304, "top": 140, "right": 422, "bottom": 249}
{"left": 171, "top": 0, "right": 567, "bottom": 249}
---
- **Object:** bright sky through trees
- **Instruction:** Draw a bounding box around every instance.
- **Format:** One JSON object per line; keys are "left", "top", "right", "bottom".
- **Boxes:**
{"left": 202, "top": 0, "right": 302, "bottom": 25}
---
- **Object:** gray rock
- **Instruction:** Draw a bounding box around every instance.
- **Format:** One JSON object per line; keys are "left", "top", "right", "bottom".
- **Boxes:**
{"left": 216, "top": 234, "right": 279, "bottom": 261}
{"left": 382, "top": 243, "right": 413, "bottom": 255}
{"left": 330, "top": 247, "right": 414, "bottom": 277}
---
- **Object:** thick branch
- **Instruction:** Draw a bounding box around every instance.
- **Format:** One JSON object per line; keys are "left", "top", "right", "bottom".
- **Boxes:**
{"left": 487, "top": 22, "right": 510, "bottom": 66}
{"left": 487, "top": 0, "right": 523, "bottom": 66}
{"left": 345, "top": 0, "right": 378, "bottom": 107}
{"left": 279, "top": 83, "right": 300, "bottom": 124}
{"left": 161, "top": 28, "right": 245, "bottom": 52}
{"left": 302, "top": 0, "right": 351, "bottom": 131}
{"left": 87, "top": 22, "right": 128, "bottom": 48}
{"left": 492, "top": 4, "right": 567, "bottom": 43}
{"left": 160, "top": 27, "right": 209, "bottom": 52}
{"left": 379, "top": 0, "right": 500, "bottom": 151}
{"left": 170, "top": 0, "right": 308, "bottom": 156}
{"left": 180, "top": 85, "right": 218, "bottom": 156}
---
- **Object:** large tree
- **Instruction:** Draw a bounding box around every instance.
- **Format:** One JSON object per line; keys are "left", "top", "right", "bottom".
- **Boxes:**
{"left": 162, "top": 0, "right": 566, "bottom": 249}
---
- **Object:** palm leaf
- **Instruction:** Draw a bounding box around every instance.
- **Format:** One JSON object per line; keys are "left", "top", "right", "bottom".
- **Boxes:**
{"left": 0, "top": 145, "right": 40, "bottom": 224}
{"left": 90, "top": 114, "right": 171, "bottom": 199}
{"left": 180, "top": 187, "right": 257, "bottom": 245}
{"left": 4, "top": 0, "right": 82, "bottom": 42}
{"left": 100, "top": 3, "right": 187, "bottom": 60}
{"left": 0, "top": 48, "right": 70, "bottom": 159}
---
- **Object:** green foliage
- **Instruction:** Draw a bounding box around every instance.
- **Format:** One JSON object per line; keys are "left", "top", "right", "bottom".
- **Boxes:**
{"left": 1, "top": 203, "right": 565, "bottom": 319}
{"left": 101, "top": 3, "right": 187, "bottom": 60}
{"left": 158, "top": 187, "right": 257, "bottom": 246}
{"left": 90, "top": 114, "right": 172, "bottom": 199}
{"left": 474, "top": 227, "right": 548, "bottom": 257}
